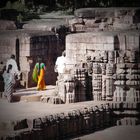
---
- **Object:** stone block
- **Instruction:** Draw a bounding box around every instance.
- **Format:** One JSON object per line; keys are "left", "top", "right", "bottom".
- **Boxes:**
{"left": 66, "top": 43, "right": 77, "bottom": 51}
{"left": 21, "top": 36, "right": 30, "bottom": 44}
{"left": 93, "top": 43, "right": 104, "bottom": 50}
{"left": 76, "top": 49, "right": 86, "bottom": 55}
{"left": 103, "top": 43, "right": 114, "bottom": 50}
{"left": 113, "top": 22, "right": 131, "bottom": 30}
{"left": 95, "top": 36, "right": 107, "bottom": 44}
{"left": 84, "top": 19, "right": 96, "bottom": 27}
{"left": 68, "top": 50, "right": 77, "bottom": 58}
{"left": 77, "top": 43, "right": 87, "bottom": 50}
{"left": 74, "top": 8, "right": 114, "bottom": 18}
{"left": 126, "top": 35, "right": 140, "bottom": 50}
{"left": 20, "top": 95, "right": 42, "bottom": 102}
{"left": 0, "top": 20, "right": 17, "bottom": 30}
{"left": 51, "top": 96, "right": 62, "bottom": 104}
{"left": 21, "top": 44, "right": 30, "bottom": 51}
{"left": 106, "top": 36, "right": 115, "bottom": 44}
{"left": 20, "top": 50, "right": 30, "bottom": 57}
{"left": 76, "top": 54, "right": 85, "bottom": 62}
{"left": 73, "top": 24, "right": 85, "bottom": 32}
{"left": 69, "top": 18, "right": 84, "bottom": 25}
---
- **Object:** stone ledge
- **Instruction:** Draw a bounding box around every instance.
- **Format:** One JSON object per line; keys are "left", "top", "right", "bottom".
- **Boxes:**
{"left": 74, "top": 8, "right": 140, "bottom": 19}
{"left": 0, "top": 101, "right": 139, "bottom": 139}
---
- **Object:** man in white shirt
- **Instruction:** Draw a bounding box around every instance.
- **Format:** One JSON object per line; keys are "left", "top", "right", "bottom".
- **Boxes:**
{"left": 6, "top": 54, "right": 20, "bottom": 79}
{"left": 55, "top": 51, "right": 66, "bottom": 76}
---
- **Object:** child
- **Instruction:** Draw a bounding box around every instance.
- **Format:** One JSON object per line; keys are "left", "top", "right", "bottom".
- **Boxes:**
{"left": 3, "top": 64, "right": 15, "bottom": 102}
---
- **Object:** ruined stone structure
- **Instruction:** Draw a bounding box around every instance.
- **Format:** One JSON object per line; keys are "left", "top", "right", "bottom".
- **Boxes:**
{"left": 63, "top": 31, "right": 140, "bottom": 103}
{"left": 69, "top": 7, "right": 140, "bottom": 32}
{"left": 55, "top": 8, "right": 140, "bottom": 104}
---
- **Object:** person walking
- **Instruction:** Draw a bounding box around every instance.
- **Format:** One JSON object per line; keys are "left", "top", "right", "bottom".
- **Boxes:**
{"left": 3, "top": 64, "right": 16, "bottom": 102}
{"left": 55, "top": 50, "right": 66, "bottom": 78}
{"left": 6, "top": 54, "right": 20, "bottom": 80}
{"left": 32, "top": 57, "right": 46, "bottom": 90}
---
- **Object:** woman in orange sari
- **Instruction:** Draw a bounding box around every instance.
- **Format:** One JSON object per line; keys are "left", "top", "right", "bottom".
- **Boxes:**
{"left": 32, "top": 58, "right": 46, "bottom": 90}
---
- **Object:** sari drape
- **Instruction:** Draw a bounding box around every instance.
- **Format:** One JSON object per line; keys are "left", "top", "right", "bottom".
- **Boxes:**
{"left": 32, "top": 63, "right": 46, "bottom": 90}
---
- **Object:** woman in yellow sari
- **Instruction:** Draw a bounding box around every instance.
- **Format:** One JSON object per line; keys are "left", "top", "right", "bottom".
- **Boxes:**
{"left": 32, "top": 58, "right": 46, "bottom": 90}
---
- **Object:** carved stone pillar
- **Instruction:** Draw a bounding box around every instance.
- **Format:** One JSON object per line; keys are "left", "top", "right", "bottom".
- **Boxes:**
{"left": 126, "top": 64, "right": 140, "bottom": 102}
{"left": 105, "top": 63, "right": 115, "bottom": 101}
{"left": 74, "top": 68, "right": 86, "bottom": 102}
{"left": 92, "top": 63, "right": 102, "bottom": 101}
{"left": 65, "top": 80, "right": 75, "bottom": 103}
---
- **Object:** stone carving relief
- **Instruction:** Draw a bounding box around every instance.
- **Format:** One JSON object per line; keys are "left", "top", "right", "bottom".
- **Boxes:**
{"left": 56, "top": 8, "right": 140, "bottom": 104}
{"left": 56, "top": 43, "right": 140, "bottom": 103}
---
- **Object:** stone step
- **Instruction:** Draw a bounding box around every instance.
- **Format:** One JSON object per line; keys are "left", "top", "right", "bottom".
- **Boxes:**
{"left": 20, "top": 94, "right": 42, "bottom": 102}
{"left": 13, "top": 85, "right": 55, "bottom": 102}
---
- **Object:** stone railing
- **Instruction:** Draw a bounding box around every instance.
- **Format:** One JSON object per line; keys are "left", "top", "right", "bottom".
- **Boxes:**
{"left": 1, "top": 102, "right": 139, "bottom": 140}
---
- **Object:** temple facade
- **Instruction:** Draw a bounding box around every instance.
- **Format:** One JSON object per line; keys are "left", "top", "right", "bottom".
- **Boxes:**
{"left": 55, "top": 8, "right": 140, "bottom": 104}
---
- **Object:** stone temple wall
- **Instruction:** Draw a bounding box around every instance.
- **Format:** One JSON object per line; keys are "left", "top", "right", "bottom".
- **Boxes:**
{"left": 64, "top": 31, "right": 140, "bottom": 103}
{"left": 0, "top": 34, "right": 16, "bottom": 66}
{"left": 55, "top": 8, "right": 140, "bottom": 104}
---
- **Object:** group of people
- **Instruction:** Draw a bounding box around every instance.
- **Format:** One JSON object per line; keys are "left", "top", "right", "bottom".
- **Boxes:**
{"left": 2, "top": 51, "right": 66, "bottom": 103}
{"left": 32, "top": 50, "right": 66, "bottom": 89}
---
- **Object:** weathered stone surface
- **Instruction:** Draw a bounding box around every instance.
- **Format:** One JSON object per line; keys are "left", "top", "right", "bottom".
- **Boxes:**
{"left": 0, "top": 97, "right": 139, "bottom": 139}
{"left": 20, "top": 95, "right": 42, "bottom": 102}
{"left": 74, "top": 7, "right": 140, "bottom": 19}
{"left": 74, "top": 8, "right": 115, "bottom": 18}
{"left": 69, "top": 8, "right": 140, "bottom": 32}
{"left": 0, "top": 20, "right": 17, "bottom": 30}
{"left": 23, "top": 19, "right": 68, "bottom": 32}
{"left": 66, "top": 32, "right": 118, "bottom": 44}
{"left": 58, "top": 30, "right": 140, "bottom": 103}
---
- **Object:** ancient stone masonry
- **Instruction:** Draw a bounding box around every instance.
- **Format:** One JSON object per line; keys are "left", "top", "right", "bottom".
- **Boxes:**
{"left": 53, "top": 8, "right": 140, "bottom": 104}
{"left": 1, "top": 103, "right": 140, "bottom": 139}
{"left": 56, "top": 31, "right": 140, "bottom": 104}
{"left": 69, "top": 8, "right": 140, "bottom": 32}
{"left": 53, "top": 8, "right": 140, "bottom": 129}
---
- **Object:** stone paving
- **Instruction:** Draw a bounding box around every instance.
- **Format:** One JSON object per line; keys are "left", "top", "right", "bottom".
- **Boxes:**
{"left": 72, "top": 125, "right": 140, "bottom": 140}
